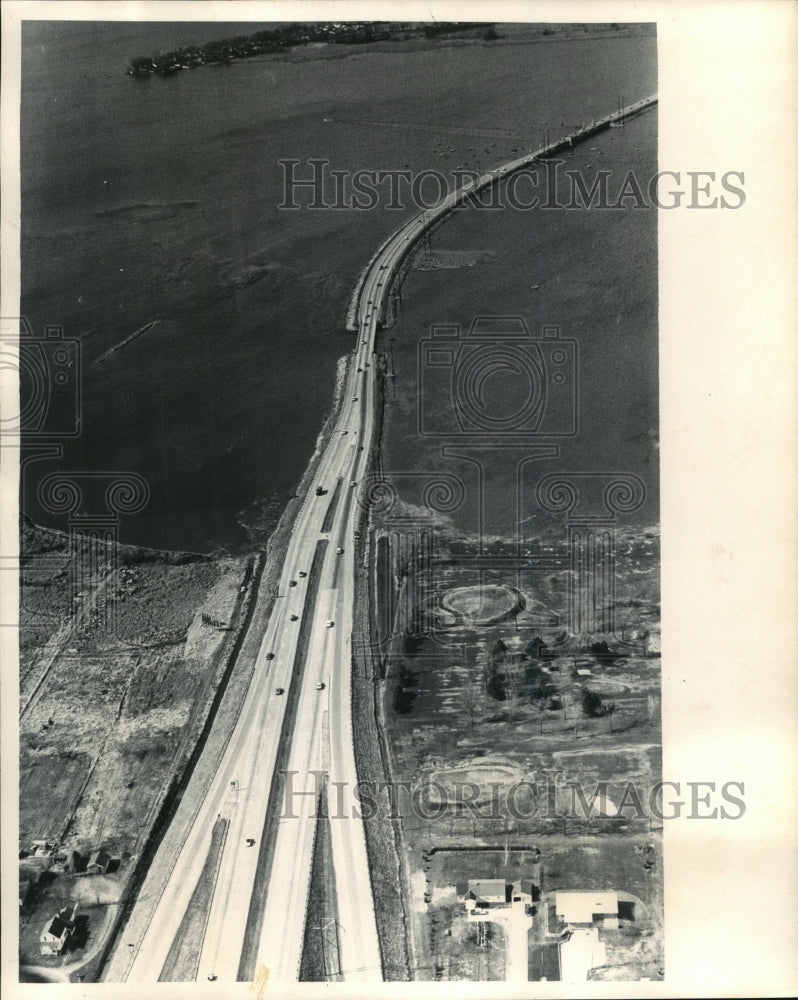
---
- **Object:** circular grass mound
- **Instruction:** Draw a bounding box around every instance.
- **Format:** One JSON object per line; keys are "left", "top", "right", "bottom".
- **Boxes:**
{"left": 440, "top": 584, "right": 525, "bottom": 625}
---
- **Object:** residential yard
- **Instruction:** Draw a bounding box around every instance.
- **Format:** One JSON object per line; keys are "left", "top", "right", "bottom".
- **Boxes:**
{"left": 19, "top": 867, "right": 123, "bottom": 976}
{"left": 371, "top": 520, "right": 662, "bottom": 981}
{"left": 17, "top": 521, "right": 251, "bottom": 977}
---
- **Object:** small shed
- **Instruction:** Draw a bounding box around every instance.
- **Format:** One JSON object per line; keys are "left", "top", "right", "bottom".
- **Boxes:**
{"left": 86, "top": 848, "right": 112, "bottom": 874}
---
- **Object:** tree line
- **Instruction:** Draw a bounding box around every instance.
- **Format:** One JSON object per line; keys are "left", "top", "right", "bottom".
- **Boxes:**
{"left": 126, "top": 22, "right": 493, "bottom": 76}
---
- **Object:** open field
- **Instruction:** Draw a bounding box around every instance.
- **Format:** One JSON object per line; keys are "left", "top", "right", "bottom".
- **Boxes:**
{"left": 17, "top": 521, "right": 252, "bottom": 974}
{"left": 369, "top": 511, "right": 662, "bottom": 980}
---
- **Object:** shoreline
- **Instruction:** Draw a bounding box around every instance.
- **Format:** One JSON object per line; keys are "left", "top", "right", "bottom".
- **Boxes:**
{"left": 125, "top": 22, "right": 656, "bottom": 77}
{"left": 18, "top": 76, "right": 659, "bottom": 980}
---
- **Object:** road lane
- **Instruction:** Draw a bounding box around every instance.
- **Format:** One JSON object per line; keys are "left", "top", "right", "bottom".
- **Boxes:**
{"left": 122, "top": 94, "right": 657, "bottom": 983}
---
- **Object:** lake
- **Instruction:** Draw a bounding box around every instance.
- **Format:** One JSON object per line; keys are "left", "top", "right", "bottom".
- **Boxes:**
{"left": 20, "top": 21, "right": 656, "bottom": 552}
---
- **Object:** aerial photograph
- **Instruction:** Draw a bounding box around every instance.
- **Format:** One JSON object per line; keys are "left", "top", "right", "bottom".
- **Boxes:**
{"left": 13, "top": 13, "right": 662, "bottom": 987}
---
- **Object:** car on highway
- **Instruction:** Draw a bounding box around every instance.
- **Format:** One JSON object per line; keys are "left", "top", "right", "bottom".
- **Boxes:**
{"left": 316, "top": 682, "right": 325, "bottom": 690}
{"left": 265, "top": 652, "right": 275, "bottom": 660}
{"left": 299, "top": 571, "right": 307, "bottom": 578}
{"left": 207, "top": 974, "right": 217, "bottom": 981}
{"left": 289, "top": 580, "right": 297, "bottom": 587}
{"left": 352, "top": 397, "right": 358, "bottom": 402}
{"left": 246, "top": 838, "right": 256, "bottom": 846}
{"left": 336, "top": 547, "right": 344, "bottom": 554}
{"left": 326, "top": 620, "right": 334, "bottom": 628}
{"left": 290, "top": 614, "right": 298, "bottom": 621}
{"left": 275, "top": 687, "right": 284, "bottom": 695}
{"left": 350, "top": 481, "right": 357, "bottom": 487}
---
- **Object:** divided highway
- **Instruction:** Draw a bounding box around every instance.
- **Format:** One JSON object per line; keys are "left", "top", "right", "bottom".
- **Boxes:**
{"left": 121, "top": 92, "right": 657, "bottom": 985}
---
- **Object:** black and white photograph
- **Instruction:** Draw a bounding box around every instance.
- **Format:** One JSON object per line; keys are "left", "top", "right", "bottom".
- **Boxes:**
{"left": 1, "top": 2, "right": 795, "bottom": 996}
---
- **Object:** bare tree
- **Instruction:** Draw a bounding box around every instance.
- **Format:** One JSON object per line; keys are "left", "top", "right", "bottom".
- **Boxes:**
{"left": 491, "top": 638, "right": 508, "bottom": 668}
{"left": 533, "top": 696, "right": 548, "bottom": 735}
{"left": 481, "top": 648, "right": 498, "bottom": 694}
{"left": 461, "top": 675, "right": 480, "bottom": 727}
{"left": 604, "top": 702, "right": 617, "bottom": 733}
{"left": 504, "top": 659, "right": 523, "bottom": 725}
{"left": 555, "top": 661, "right": 570, "bottom": 713}
{"left": 572, "top": 699, "right": 583, "bottom": 740}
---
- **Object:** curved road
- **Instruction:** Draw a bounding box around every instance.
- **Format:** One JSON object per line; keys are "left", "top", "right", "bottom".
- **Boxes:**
{"left": 122, "top": 92, "right": 657, "bottom": 985}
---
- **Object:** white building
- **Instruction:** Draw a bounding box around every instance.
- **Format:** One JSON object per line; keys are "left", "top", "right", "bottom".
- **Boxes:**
{"left": 555, "top": 890, "right": 619, "bottom": 929}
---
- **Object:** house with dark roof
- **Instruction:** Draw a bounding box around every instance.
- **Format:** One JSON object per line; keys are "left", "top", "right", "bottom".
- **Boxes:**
{"left": 457, "top": 874, "right": 541, "bottom": 915}
{"left": 456, "top": 878, "right": 510, "bottom": 909}
{"left": 86, "top": 848, "right": 112, "bottom": 874}
{"left": 39, "top": 905, "right": 77, "bottom": 956}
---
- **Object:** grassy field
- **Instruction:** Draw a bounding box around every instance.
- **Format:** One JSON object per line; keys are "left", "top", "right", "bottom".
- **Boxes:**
{"left": 159, "top": 817, "right": 229, "bottom": 982}
{"left": 299, "top": 789, "right": 343, "bottom": 983}
{"left": 17, "top": 521, "right": 251, "bottom": 974}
